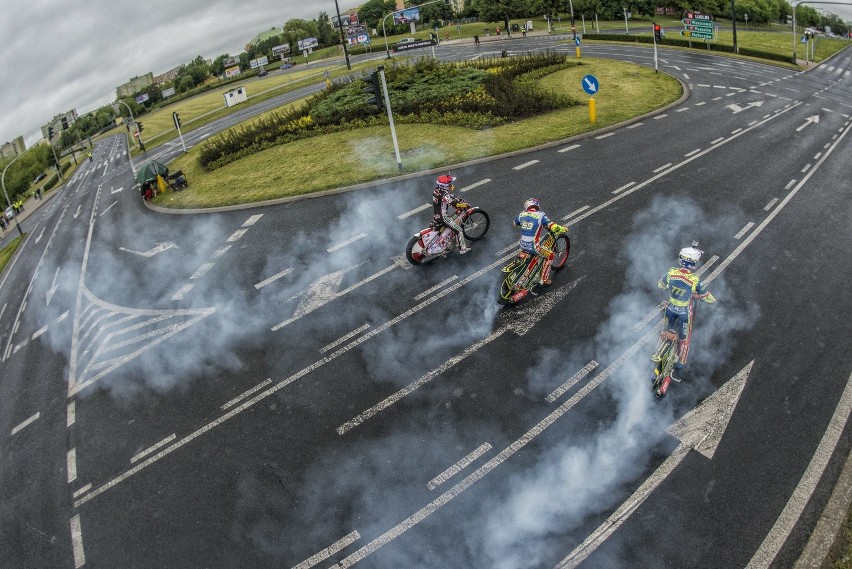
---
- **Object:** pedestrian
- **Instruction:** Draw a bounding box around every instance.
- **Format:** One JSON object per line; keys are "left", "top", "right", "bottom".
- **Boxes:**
{"left": 474, "top": 34, "right": 480, "bottom": 46}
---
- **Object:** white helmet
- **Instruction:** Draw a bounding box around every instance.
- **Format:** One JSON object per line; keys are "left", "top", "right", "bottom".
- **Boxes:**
{"left": 678, "top": 246, "right": 702, "bottom": 270}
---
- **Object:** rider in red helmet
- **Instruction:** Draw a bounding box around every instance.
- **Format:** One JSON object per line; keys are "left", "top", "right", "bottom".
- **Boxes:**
{"left": 431, "top": 174, "right": 470, "bottom": 254}
{"left": 513, "top": 197, "right": 567, "bottom": 285}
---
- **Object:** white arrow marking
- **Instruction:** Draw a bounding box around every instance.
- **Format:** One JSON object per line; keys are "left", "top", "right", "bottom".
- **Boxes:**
{"left": 336, "top": 278, "right": 584, "bottom": 434}
{"left": 796, "top": 115, "right": 820, "bottom": 132}
{"left": 118, "top": 242, "right": 179, "bottom": 258}
{"left": 45, "top": 267, "right": 60, "bottom": 306}
{"left": 35, "top": 227, "right": 46, "bottom": 244}
{"left": 584, "top": 77, "right": 597, "bottom": 93}
{"left": 727, "top": 101, "right": 764, "bottom": 114}
{"left": 556, "top": 361, "right": 753, "bottom": 568}
{"left": 73, "top": 205, "right": 81, "bottom": 219}
{"left": 111, "top": 187, "right": 123, "bottom": 194}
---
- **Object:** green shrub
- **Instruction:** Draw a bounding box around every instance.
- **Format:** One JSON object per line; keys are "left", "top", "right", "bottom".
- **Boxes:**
{"left": 198, "top": 53, "right": 581, "bottom": 171}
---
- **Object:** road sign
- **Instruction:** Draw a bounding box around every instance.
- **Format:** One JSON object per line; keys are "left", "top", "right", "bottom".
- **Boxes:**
{"left": 682, "top": 18, "right": 713, "bottom": 28}
{"left": 575, "top": 37, "right": 581, "bottom": 46}
{"left": 582, "top": 74, "right": 599, "bottom": 95}
{"left": 681, "top": 30, "right": 714, "bottom": 40}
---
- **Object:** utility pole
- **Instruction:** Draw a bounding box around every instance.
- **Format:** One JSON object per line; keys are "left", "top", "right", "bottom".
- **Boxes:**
{"left": 334, "top": 0, "right": 352, "bottom": 70}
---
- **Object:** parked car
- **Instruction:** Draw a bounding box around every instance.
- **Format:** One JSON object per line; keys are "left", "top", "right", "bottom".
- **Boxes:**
{"left": 33, "top": 172, "right": 47, "bottom": 184}
{"left": 280, "top": 62, "right": 294, "bottom": 69}
{"left": 257, "top": 69, "right": 268, "bottom": 77}
{"left": 397, "top": 37, "right": 418, "bottom": 45}
{"left": 4, "top": 206, "right": 15, "bottom": 220}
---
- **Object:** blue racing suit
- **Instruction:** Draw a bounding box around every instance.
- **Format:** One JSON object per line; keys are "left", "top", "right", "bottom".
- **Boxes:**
{"left": 513, "top": 210, "right": 566, "bottom": 284}
{"left": 658, "top": 267, "right": 716, "bottom": 366}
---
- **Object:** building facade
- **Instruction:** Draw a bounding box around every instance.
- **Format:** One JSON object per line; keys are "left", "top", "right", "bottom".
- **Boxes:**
{"left": 154, "top": 65, "right": 184, "bottom": 85}
{"left": 116, "top": 73, "right": 155, "bottom": 99}
{"left": 41, "top": 110, "right": 78, "bottom": 145}
{"left": 0, "top": 136, "right": 26, "bottom": 160}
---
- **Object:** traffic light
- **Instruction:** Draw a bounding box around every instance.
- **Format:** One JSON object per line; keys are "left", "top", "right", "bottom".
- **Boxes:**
{"left": 138, "top": 122, "right": 144, "bottom": 133}
{"left": 654, "top": 23, "right": 662, "bottom": 42}
{"left": 173, "top": 112, "right": 181, "bottom": 128}
{"left": 48, "top": 126, "right": 54, "bottom": 140}
{"left": 363, "top": 71, "right": 382, "bottom": 111}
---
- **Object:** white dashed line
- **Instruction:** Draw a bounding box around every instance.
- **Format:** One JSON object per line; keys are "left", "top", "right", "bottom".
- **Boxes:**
{"left": 11, "top": 412, "right": 40, "bottom": 435}
{"left": 557, "top": 144, "right": 581, "bottom": 153}
{"left": 293, "top": 531, "right": 361, "bottom": 569}
{"left": 67, "top": 448, "right": 78, "bottom": 483}
{"left": 327, "top": 233, "right": 367, "bottom": 253}
{"left": 320, "top": 324, "right": 371, "bottom": 355}
{"left": 685, "top": 149, "right": 702, "bottom": 157}
{"left": 653, "top": 163, "right": 673, "bottom": 173}
{"left": 170, "top": 283, "right": 194, "bottom": 301}
{"left": 222, "top": 379, "right": 273, "bottom": 410}
{"left": 32, "top": 325, "right": 48, "bottom": 340}
{"left": 562, "top": 205, "right": 590, "bottom": 222}
{"left": 612, "top": 182, "right": 635, "bottom": 195}
{"left": 242, "top": 214, "right": 263, "bottom": 227}
{"left": 513, "top": 159, "right": 540, "bottom": 170}
{"left": 459, "top": 178, "right": 491, "bottom": 192}
{"left": 546, "top": 361, "right": 599, "bottom": 403}
{"left": 626, "top": 122, "right": 643, "bottom": 129}
{"left": 764, "top": 198, "right": 779, "bottom": 211}
{"left": 226, "top": 228, "right": 248, "bottom": 242}
{"left": 595, "top": 132, "right": 615, "bottom": 139}
{"left": 130, "top": 434, "right": 177, "bottom": 464}
{"left": 254, "top": 268, "right": 293, "bottom": 289}
{"left": 397, "top": 204, "right": 430, "bottom": 219}
{"left": 67, "top": 402, "right": 76, "bottom": 427}
{"left": 734, "top": 222, "right": 755, "bottom": 240}
{"left": 427, "top": 443, "right": 492, "bottom": 490}
{"left": 70, "top": 515, "right": 86, "bottom": 568}
{"left": 190, "top": 263, "right": 215, "bottom": 280}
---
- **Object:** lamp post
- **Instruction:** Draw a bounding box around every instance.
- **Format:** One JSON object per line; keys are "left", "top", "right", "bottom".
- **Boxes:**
{"left": 114, "top": 100, "right": 137, "bottom": 172}
{"left": 333, "top": 0, "right": 352, "bottom": 70}
{"left": 623, "top": 7, "right": 630, "bottom": 34}
{"left": 1, "top": 153, "right": 25, "bottom": 237}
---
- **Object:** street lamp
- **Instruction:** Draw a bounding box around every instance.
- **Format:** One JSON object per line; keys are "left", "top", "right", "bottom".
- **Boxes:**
{"left": 114, "top": 100, "right": 137, "bottom": 172}
{"left": 333, "top": 0, "right": 352, "bottom": 70}
{"left": 1, "top": 153, "right": 26, "bottom": 237}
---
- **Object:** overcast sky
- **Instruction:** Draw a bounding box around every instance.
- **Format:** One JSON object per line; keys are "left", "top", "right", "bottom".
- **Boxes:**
{"left": 1, "top": 0, "right": 358, "bottom": 148}
{"left": 2, "top": 1, "right": 851, "bottom": 149}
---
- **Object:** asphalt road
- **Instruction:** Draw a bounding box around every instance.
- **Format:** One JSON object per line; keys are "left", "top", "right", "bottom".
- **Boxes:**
{"left": 0, "top": 37, "right": 850, "bottom": 569}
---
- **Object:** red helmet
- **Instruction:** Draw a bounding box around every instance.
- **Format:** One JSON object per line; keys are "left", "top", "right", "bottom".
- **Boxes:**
{"left": 436, "top": 174, "right": 456, "bottom": 190}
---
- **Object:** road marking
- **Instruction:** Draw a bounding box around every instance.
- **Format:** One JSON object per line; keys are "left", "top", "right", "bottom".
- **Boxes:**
{"left": 396, "top": 204, "right": 430, "bottom": 220}
{"left": 327, "top": 233, "right": 367, "bottom": 253}
{"left": 734, "top": 222, "right": 755, "bottom": 240}
{"left": 331, "top": 326, "right": 660, "bottom": 569}
{"left": 731, "top": 128, "right": 743, "bottom": 134}
{"left": 626, "top": 122, "right": 643, "bottom": 128}
{"left": 684, "top": 148, "right": 702, "bottom": 157}
{"left": 11, "top": 412, "right": 40, "bottom": 435}
{"left": 562, "top": 205, "right": 590, "bottom": 222}
{"left": 170, "top": 283, "right": 194, "bottom": 301}
{"left": 763, "top": 198, "right": 779, "bottom": 211}
{"left": 254, "top": 267, "right": 293, "bottom": 289}
{"left": 190, "top": 262, "right": 215, "bottom": 280}
{"left": 746, "top": 369, "right": 852, "bottom": 569}
{"left": 558, "top": 362, "right": 752, "bottom": 568}
{"left": 546, "top": 361, "right": 599, "bottom": 403}
{"left": 413, "top": 276, "right": 458, "bottom": 300}
{"left": 212, "top": 245, "right": 231, "bottom": 259}
{"left": 75, "top": 254, "right": 517, "bottom": 508}
{"left": 32, "top": 325, "right": 48, "bottom": 340}
{"left": 111, "top": 187, "right": 123, "bottom": 194}
{"left": 801, "top": 163, "right": 812, "bottom": 173}
{"left": 513, "top": 159, "right": 539, "bottom": 170}
{"left": 70, "top": 515, "right": 86, "bottom": 568}
{"left": 595, "top": 132, "right": 615, "bottom": 139}
{"left": 653, "top": 163, "right": 673, "bottom": 173}
{"left": 292, "top": 531, "right": 361, "bottom": 569}
{"left": 711, "top": 137, "right": 725, "bottom": 144}
{"left": 242, "top": 214, "right": 263, "bottom": 227}
{"left": 222, "top": 379, "right": 273, "bottom": 410}
{"left": 68, "top": 448, "right": 77, "bottom": 483}
{"left": 654, "top": 113, "right": 668, "bottom": 119}
{"left": 130, "top": 434, "right": 177, "bottom": 464}
{"left": 67, "top": 402, "right": 76, "bottom": 427}
{"left": 118, "top": 242, "right": 178, "bottom": 257}
{"left": 226, "top": 228, "right": 248, "bottom": 242}
{"left": 785, "top": 179, "right": 797, "bottom": 190}
{"left": 612, "top": 182, "right": 635, "bottom": 195}
{"left": 320, "top": 324, "right": 370, "bottom": 355}
{"left": 100, "top": 201, "right": 118, "bottom": 216}
{"left": 557, "top": 144, "right": 581, "bottom": 153}
{"left": 813, "top": 152, "right": 822, "bottom": 160}
{"left": 459, "top": 178, "right": 490, "bottom": 192}
{"left": 72, "top": 484, "right": 91, "bottom": 499}
{"left": 427, "top": 443, "right": 492, "bottom": 490}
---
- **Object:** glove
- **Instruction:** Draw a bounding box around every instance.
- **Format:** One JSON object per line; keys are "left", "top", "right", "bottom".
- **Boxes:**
{"left": 551, "top": 224, "right": 567, "bottom": 235}
{"left": 455, "top": 202, "right": 469, "bottom": 209}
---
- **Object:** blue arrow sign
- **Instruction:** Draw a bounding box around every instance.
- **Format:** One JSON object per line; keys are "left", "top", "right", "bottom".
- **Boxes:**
{"left": 575, "top": 37, "right": 581, "bottom": 46}
{"left": 582, "top": 74, "right": 599, "bottom": 95}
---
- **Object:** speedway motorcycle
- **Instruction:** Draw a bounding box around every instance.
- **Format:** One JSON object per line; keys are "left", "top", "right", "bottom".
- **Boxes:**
{"left": 405, "top": 204, "right": 490, "bottom": 265}
{"left": 497, "top": 229, "right": 570, "bottom": 304}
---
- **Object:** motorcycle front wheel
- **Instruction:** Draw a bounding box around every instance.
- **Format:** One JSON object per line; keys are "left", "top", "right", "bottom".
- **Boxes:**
{"left": 405, "top": 236, "right": 426, "bottom": 265}
{"left": 462, "top": 210, "right": 490, "bottom": 241}
{"left": 551, "top": 235, "right": 571, "bottom": 270}
{"left": 497, "top": 275, "right": 515, "bottom": 304}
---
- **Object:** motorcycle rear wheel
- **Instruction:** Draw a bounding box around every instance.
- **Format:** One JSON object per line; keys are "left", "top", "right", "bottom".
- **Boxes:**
{"left": 551, "top": 235, "right": 571, "bottom": 270}
{"left": 462, "top": 210, "right": 490, "bottom": 241}
{"left": 497, "top": 276, "right": 515, "bottom": 304}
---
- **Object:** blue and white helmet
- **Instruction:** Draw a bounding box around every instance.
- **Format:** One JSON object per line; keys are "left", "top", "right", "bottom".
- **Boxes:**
{"left": 678, "top": 246, "right": 702, "bottom": 270}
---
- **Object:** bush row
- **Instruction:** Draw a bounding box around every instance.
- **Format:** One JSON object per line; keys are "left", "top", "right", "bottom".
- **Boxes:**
{"left": 198, "top": 53, "right": 581, "bottom": 171}
{"left": 584, "top": 34, "right": 793, "bottom": 63}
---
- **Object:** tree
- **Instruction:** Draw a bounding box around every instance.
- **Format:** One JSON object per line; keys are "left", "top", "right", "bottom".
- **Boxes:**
{"left": 470, "top": 0, "right": 534, "bottom": 33}
{"left": 211, "top": 54, "right": 230, "bottom": 76}
{"left": 357, "top": 0, "right": 396, "bottom": 30}
{"left": 177, "top": 76, "right": 196, "bottom": 94}
{"left": 316, "top": 11, "right": 337, "bottom": 47}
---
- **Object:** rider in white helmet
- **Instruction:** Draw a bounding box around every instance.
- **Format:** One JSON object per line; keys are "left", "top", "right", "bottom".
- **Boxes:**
{"left": 513, "top": 197, "right": 568, "bottom": 286}
{"left": 656, "top": 244, "right": 716, "bottom": 381}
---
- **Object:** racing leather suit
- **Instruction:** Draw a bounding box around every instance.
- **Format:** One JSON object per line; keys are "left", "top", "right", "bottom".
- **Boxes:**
{"left": 513, "top": 210, "right": 566, "bottom": 284}
{"left": 658, "top": 267, "right": 716, "bottom": 366}
{"left": 431, "top": 187, "right": 468, "bottom": 250}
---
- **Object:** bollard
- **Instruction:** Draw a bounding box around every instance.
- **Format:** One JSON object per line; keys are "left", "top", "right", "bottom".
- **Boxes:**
{"left": 576, "top": 46, "right": 581, "bottom": 58}
{"left": 589, "top": 98, "right": 596, "bottom": 123}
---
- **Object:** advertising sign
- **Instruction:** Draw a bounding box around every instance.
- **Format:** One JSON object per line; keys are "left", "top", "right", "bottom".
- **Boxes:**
{"left": 272, "top": 44, "right": 291, "bottom": 56}
{"left": 297, "top": 37, "right": 319, "bottom": 51}
{"left": 135, "top": 93, "right": 149, "bottom": 104}
{"left": 225, "top": 66, "right": 241, "bottom": 78}
{"left": 392, "top": 38, "right": 436, "bottom": 52}
{"left": 348, "top": 33, "right": 370, "bottom": 46}
{"left": 161, "top": 87, "right": 176, "bottom": 98}
{"left": 332, "top": 14, "right": 358, "bottom": 28}
{"left": 393, "top": 8, "right": 420, "bottom": 25}
{"left": 249, "top": 56, "right": 269, "bottom": 69}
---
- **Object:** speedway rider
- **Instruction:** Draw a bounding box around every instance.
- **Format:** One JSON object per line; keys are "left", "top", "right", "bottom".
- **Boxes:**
{"left": 513, "top": 198, "right": 568, "bottom": 286}
{"left": 655, "top": 245, "right": 716, "bottom": 381}
{"left": 431, "top": 174, "right": 470, "bottom": 254}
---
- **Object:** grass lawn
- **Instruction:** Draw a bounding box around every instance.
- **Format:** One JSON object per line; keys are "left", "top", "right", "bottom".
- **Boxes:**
{"left": 0, "top": 234, "right": 25, "bottom": 275}
{"left": 155, "top": 58, "right": 681, "bottom": 209}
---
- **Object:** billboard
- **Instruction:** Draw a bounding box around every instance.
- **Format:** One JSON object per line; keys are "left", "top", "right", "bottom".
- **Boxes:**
{"left": 297, "top": 37, "right": 319, "bottom": 51}
{"left": 272, "top": 44, "right": 290, "bottom": 55}
{"left": 161, "top": 87, "right": 176, "bottom": 98}
{"left": 225, "top": 66, "right": 241, "bottom": 78}
{"left": 393, "top": 8, "right": 420, "bottom": 25}
{"left": 332, "top": 13, "right": 358, "bottom": 28}
{"left": 249, "top": 56, "right": 269, "bottom": 69}
{"left": 135, "top": 93, "right": 149, "bottom": 104}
